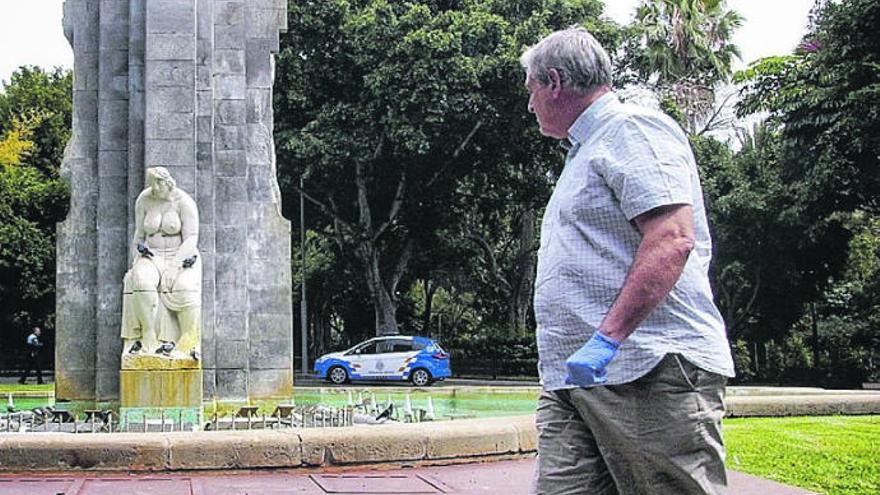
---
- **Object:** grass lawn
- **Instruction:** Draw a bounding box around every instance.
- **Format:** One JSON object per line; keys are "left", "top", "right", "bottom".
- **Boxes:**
{"left": 725, "top": 415, "right": 880, "bottom": 495}
{"left": 0, "top": 382, "right": 53, "bottom": 394}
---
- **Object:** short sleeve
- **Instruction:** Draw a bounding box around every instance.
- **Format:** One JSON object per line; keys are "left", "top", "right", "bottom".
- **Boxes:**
{"left": 596, "top": 114, "right": 695, "bottom": 221}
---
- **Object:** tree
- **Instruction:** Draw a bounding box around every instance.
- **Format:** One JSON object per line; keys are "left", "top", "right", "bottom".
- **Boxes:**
{"left": 0, "top": 66, "right": 72, "bottom": 177}
{"left": 0, "top": 66, "right": 71, "bottom": 366}
{"left": 631, "top": 0, "right": 742, "bottom": 132}
{"left": 735, "top": 0, "right": 880, "bottom": 219}
{"left": 0, "top": 109, "right": 69, "bottom": 364}
{"left": 695, "top": 126, "right": 844, "bottom": 344}
{"left": 275, "top": 0, "right": 620, "bottom": 336}
{"left": 726, "top": 0, "right": 880, "bottom": 385}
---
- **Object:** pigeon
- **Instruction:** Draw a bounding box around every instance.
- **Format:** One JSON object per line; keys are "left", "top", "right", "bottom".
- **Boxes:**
{"left": 376, "top": 403, "right": 394, "bottom": 421}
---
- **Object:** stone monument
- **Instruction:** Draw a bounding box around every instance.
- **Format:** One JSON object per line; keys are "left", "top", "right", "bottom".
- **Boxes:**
{"left": 56, "top": 0, "right": 293, "bottom": 410}
{"left": 119, "top": 166, "right": 203, "bottom": 414}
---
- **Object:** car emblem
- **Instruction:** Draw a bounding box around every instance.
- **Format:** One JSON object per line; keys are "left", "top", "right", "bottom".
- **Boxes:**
{"left": 376, "top": 360, "right": 385, "bottom": 371}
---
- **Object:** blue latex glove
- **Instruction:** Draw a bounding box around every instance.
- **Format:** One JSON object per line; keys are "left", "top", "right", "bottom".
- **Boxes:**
{"left": 564, "top": 332, "right": 620, "bottom": 387}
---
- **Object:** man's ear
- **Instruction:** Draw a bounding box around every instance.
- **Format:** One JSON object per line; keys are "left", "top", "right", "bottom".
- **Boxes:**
{"left": 547, "top": 68, "right": 563, "bottom": 97}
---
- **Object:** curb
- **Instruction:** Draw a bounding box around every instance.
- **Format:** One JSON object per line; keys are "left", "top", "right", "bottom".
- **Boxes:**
{"left": 0, "top": 415, "right": 538, "bottom": 472}
{"left": 726, "top": 394, "right": 880, "bottom": 417}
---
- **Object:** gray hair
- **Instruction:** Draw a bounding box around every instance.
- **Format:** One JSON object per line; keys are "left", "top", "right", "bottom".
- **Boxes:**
{"left": 520, "top": 26, "right": 612, "bottom": 94}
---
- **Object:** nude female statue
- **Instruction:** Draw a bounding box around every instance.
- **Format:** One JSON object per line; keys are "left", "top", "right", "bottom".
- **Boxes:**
{"left": 121, "top": 167, "right": 201, "bottom": 361}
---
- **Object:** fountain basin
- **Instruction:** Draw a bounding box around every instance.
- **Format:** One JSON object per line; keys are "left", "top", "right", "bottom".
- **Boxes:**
{"left": 0, "top": 415, "right": 536, "bottom": 471}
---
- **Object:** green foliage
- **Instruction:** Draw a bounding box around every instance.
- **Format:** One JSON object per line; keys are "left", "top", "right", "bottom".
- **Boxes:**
{"left": 725, "top": 416, "right": 880, "bottom": 495}
{"left": 844, "top": 214, "right": 880, "bottom": 284}
{"left": 275, "top": 0, "right": 620, "bottom": 338}
{"left": 0, "top": 66, "right": 71, "bottom": 359}
{"left": 0, "top": 66, "right": 72, "bottom": 177}
{"left": 730, "top": 0, "right": 880, "bottom": 386}
{"left": 730, "top": 339, "right": 754, "bottom": 382}
{"left": 445, "top": 325, "right": 538, "bottom": 377}
{"left": 736, "top": 0, "right": 880, "bottom": 217}
{"left": 630, "top": 0, "right": 742, "bottom": 131}
{"left": 695, "top": 127, "right": 835, "bottom": 342}
{"left": 632, "top": 0, "right": 742, "bottom": 86}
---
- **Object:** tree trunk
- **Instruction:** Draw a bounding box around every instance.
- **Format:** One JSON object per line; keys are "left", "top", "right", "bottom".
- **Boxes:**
{"left": 313, "top": 301, "right": 330, "bottom": 359}
{"left": 359, "top": 243, "right": 398, "bottom": 336}
{"left": 509, "top": 208, "right": 537, "bottom": 335}
{"left": 422, "top": 278, "right": 437, "bottom": 335}
{"left": 811, "top": 302, "right": 819, "bottom": 368}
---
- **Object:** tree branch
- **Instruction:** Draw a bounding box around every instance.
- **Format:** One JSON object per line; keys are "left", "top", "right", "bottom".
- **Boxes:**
{"left": 697, "top": 92, "right": 736, "bottom": 136}
{"left": 467, "top": 232, "right": 512, "bottom": 293}
{"left": 372, "top": 172, "right": 406, "bottom": 242}
{"left": 326, "top": 196, "right": 349, "bottom": 253}
{"left": 295, "top": 183, "right": 355, "bottom": 236}
{"left": 388, "top": 239, "right": 414, "bottom": 298}
{"left": 425, "top": 119, "right": 483, "bottom": 189}
{"left": 356, "top": 130, "right": 387, "bottom": 237}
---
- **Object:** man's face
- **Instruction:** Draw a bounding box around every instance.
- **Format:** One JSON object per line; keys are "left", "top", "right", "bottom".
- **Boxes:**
{"left": 525, "top": 72, "right": 567, "bottom": 139}
{"left": 34, "top": 328, "right": 41, "bottom": 336}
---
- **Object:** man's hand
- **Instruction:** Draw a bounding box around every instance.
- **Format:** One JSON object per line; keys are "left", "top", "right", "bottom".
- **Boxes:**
{"left": 182, "top": 255, "right": 198, "bottom": 268}
{"left": 565, "top": 332, "right": 620, "bottom": 387}
{"left": 136, "top": 242, "right": 154, "bottom": 258}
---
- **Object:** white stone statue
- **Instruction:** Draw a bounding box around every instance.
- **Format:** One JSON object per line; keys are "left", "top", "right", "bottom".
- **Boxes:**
{"left": 121, "top": 167, "right": 201, "bottom": 361}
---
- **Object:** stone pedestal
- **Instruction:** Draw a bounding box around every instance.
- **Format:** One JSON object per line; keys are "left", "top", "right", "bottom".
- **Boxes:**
{"left": 120, "top": 356, "right": 202, "bottom": 408}
{"left": 120, "top": 355, "right": 203, "bottom": 430}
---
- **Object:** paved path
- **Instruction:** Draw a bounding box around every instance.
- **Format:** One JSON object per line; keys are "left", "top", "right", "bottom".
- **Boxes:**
{"left": 0, "top": 458, "right": 815, "bottom": 494}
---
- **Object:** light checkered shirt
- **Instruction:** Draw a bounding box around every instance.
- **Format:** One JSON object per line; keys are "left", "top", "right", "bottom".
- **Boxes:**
{"left": 535, "top": 93, "right": 735, "bottom": 391}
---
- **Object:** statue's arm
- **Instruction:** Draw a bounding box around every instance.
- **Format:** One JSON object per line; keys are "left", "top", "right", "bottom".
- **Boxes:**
{"left": 132, "top": 192, "right": 148, "bottom": 262}
{"left": 177, "top": 193, "right": 200, "bottom": 262}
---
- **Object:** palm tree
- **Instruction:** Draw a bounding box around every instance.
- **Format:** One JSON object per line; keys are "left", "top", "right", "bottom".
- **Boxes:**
{"left": 632, "top": 0, "right": 743, "bottom": 132}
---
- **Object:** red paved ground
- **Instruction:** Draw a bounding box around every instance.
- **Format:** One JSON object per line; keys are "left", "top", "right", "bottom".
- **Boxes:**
{"left": 0, "top": 458, "right": 816, "bottom": 494}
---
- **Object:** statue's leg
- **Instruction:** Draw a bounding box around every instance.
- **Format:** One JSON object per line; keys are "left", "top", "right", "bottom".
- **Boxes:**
{"left": 130, "top": 258, "right": 162, "bottom": 351}
{"left": 160, "top": 257, "right": 202, "bottom": 358}
{"left": 176, "top": 305, "right": 201, "bottom": 359}
{"left": 120, "top": 271, "right": 141, "bottom": 342}
{"left": 156, "top": 303, "right": 180, "bottom": 345}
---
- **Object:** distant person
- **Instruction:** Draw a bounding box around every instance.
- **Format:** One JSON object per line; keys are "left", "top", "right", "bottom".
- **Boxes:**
{"left": 521, "top": 27, "right": 734, "bottom": 494}
{"left": 19, "top": 326, "right": 44, "bottom": 384}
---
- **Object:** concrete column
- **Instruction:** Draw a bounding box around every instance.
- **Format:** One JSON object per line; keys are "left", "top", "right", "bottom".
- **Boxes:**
{"left": 95, "top": 0, "right": 131, "bottom": 403}
{"left": 56, "top": 0, "right": 100, "bottom": 403}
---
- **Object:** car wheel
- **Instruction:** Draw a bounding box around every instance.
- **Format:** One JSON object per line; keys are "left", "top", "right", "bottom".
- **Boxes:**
{"left": 328, "top": 366, "right": 349, "bottom": 385}
{"left": 410, "top": 368, "right": 432, "bottom": 387}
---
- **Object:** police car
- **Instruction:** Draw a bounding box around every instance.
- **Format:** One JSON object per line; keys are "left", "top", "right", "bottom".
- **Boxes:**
{"left": 313, "top": 336, "right": 451, "bottom": 386}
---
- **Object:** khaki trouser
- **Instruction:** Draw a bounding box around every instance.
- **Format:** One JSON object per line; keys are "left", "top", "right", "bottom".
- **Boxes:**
{"left": 532, "top": 354, "right": 727, "bottom": 495}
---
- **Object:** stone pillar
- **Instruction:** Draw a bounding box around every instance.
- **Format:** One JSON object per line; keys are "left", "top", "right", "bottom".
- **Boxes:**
{"left": 56, "top": 0, "right": 292, "bottom": 406}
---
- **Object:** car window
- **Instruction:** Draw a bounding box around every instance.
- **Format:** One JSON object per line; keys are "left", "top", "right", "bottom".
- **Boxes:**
{"left": 375, "top": 339, "right": 410, "bottom": 354}
{"left": 353, "top": 342, "right": 379, "bottom": 355}
{"left": 413, "top": 340, "right": 427, "bottom": 350}
{"left": 388, "top": 339, "right": 413, "bottom": 353}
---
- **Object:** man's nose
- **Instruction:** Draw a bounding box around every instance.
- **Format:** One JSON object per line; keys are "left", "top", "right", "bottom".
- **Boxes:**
{"left": 527, "top": 100, "right": 534, "bottom": 114}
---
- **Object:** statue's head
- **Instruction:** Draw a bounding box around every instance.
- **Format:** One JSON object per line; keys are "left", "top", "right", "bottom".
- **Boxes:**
{"left": 146, "top": 167, "right": 176, "bottom": 200}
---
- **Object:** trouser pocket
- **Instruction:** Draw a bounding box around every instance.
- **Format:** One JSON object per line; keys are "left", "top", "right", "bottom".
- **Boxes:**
{"left": 672, "top": 354, "right": 700, "bottom": 391}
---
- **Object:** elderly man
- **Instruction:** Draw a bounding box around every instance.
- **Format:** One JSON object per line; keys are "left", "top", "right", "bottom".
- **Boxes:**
{"left": 521, "top": 27, "right": 735, "bottom": 494}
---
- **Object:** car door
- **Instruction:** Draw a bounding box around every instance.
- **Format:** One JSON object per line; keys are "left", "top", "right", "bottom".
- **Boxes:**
{"left": 380, "top": 338, "right": 418, "bottom": 380}
{"left": 366, "top": 338, "right": 397, "bottom": 378}
{"left": 346, "top": 340, "right": 381, "bottom": 378}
